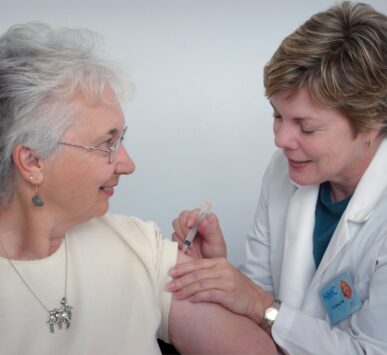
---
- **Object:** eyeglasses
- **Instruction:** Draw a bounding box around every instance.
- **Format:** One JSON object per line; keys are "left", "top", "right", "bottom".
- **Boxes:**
{"left": 58, "top": 127, "right": 127, "bottom": 164}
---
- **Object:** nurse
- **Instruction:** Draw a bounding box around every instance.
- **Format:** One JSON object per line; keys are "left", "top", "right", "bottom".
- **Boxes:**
{"left": 167, "top": 1, "right": 387, "bottom": 353}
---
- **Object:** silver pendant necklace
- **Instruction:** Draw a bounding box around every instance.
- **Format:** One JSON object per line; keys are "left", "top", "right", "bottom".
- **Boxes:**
{"left": 0, "top": 237, "right": 73, "bottom": 333}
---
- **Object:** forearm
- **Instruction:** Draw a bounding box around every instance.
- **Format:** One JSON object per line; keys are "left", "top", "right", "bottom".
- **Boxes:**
{"left": 169, "top": 297, "right": 277, "bottom": 355}
{"left": 168, "top": 251, "right": 275, "bottom": 354}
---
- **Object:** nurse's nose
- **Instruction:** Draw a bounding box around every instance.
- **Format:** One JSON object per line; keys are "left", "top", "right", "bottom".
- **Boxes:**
{"left": 115, "top": 145, "right": 136, "bottom": 175}
{"left": 273, "top": 120, "right": 298, "bottom": 150}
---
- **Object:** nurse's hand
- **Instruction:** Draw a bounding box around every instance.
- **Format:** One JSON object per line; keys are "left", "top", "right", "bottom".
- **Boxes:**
{"left": 172, "top": 209, "right": 227, "bottom": 259}
{"left": 166, "top": 257, "right": 273, "bottom": 325}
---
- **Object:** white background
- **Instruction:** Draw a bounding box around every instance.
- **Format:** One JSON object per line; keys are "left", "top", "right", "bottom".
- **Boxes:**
{"left": 2, "top": 0, "right": 386, "bottom": 266}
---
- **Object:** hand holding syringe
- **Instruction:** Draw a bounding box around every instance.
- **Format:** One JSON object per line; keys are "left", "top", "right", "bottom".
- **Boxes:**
{"left": 182, "top": 201, "right": 212, "bottom": 254}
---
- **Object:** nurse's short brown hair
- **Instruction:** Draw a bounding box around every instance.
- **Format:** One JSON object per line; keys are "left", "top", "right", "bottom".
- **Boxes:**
{"left": 264, "top": 1, "right": 387, "bottom": 135}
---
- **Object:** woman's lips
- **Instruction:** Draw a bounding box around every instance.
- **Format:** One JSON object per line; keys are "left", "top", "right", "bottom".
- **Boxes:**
{"left": 100, "top": 186, "right": 115, "bottom": 197}
{"left": 288, "top": 158, "right": 311, "bottom": 169}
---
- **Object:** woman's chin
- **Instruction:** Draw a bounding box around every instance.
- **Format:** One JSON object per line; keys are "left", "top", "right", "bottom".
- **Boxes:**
{"left": 289, "top": 173, "right": 318, "bottom": 187}
{"left": 92, "top": 202, "right": 109, "bottom": 218}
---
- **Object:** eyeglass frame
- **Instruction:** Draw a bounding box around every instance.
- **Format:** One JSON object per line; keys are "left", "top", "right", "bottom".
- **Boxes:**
{"left": 58, "top": 127, "right": 127, "bottom": 164}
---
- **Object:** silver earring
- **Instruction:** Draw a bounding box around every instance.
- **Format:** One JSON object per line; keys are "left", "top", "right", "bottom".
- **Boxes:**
{"left": 32, "top": 185, "right": 44, "bottom": 207}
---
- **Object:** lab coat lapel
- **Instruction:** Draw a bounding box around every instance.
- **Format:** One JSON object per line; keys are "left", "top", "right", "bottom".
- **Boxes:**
{"left": 279, "top": 184, "right": 318, "bottom": 309}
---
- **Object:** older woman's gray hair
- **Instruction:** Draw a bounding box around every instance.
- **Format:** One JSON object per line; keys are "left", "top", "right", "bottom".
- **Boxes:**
{"left": 0, "top": 22, "right": 129, "bottom": 207}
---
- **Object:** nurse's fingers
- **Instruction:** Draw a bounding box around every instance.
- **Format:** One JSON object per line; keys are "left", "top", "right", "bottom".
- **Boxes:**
{"left": 173, "top": 278, "right": 227, "bottom": 303}
{"left": 169, "top": 257, "right": 221, "bottom": 278}
{"left": 172, "top": 209, "right": 200, "bottom": 240}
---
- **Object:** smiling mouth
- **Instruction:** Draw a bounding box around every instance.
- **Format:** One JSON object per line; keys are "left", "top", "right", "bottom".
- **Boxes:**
{"left": 100, "top": 186, "right": 113, "bottom": 191}
{"left": 99, "top": 186, "right": 115, "bottom": 196}
{"left": 289, "top": 159, "right": 310, "bottom": 163}
{"left": 288, "top": 159, "right": 312, "bottom": 167}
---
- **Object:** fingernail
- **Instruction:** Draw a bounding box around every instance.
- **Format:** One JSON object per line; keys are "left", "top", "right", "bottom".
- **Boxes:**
{"left": 187, "top": 218, "right": 194, "bottom": 228}
{"left": 165, "top": 282, "right": 175, "bottom": 291}
{"left": 169, "top": 268, "right": 176, "bottom": 277}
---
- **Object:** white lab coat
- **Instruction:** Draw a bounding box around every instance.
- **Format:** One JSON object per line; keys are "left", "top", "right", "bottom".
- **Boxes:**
{"left": 240, "top": 139, "right": 387, "bottom": 354}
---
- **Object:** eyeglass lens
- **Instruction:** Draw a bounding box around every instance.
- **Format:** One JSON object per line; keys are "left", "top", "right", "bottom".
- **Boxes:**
{"left": 109, "top": 128, "right": 126, "bottom": 163}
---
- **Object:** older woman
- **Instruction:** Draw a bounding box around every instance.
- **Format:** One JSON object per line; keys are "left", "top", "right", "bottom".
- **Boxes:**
{"left": 168, "top": 1, "right": 387, "bottom": 354}
{"left": 0, "top": 23, "right": 277, "bottom": 355}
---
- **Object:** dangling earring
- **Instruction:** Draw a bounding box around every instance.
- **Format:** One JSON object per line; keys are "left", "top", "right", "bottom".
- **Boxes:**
{"left": 368, "top": 138, "right": 373, "bottom": 149}
{"left": 32, "top": 184, "right": 44, "bottom": 207}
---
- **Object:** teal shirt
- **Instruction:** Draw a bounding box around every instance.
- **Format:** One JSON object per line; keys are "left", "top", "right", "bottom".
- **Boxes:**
{"left": 313, "top": 182, "right": 352, "bottom": 268}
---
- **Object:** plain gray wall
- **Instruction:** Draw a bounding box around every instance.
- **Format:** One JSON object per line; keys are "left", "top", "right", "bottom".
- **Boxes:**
{"left": 2, "top": 0, "right": 386, "bottom": 266}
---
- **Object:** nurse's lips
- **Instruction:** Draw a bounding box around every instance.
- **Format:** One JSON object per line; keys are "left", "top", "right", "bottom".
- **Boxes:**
{"left": 100, "top": 185, "right": 116, "bottom": 197}
{"left": 288, "top": 158, "right": 311, "bottom": 169}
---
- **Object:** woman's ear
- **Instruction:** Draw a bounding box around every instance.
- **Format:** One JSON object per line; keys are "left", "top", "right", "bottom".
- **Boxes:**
{"left": 365, "top": 128, "right": 382, "bottom": 149}
{"left": 12, "top": 144, "right": 44, "bottom": 184}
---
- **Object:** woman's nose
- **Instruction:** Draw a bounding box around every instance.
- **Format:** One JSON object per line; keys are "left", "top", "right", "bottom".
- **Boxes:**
{"left": 115, "top": 145, "right": 136, "bottom": 175}
{"left": 273, "top": 122, "right": 297, "bottom": 150}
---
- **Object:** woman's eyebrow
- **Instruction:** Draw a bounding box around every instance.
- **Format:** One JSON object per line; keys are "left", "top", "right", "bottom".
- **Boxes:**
{"left": 99, "top": 128, "right": 120, "bottom": 139}
{"left": 107, "top": 128, "right": 119, "bottom": 136}
{"left": 269, "top": 102, "right": 320, "bottom": 122}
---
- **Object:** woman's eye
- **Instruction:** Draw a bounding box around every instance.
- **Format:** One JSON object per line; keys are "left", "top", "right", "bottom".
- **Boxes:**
{"left": 273, "top": 113, "right": 282, "bottom": 120}
{"left": 300, "top": 127, "right": 315, "bottom": 134}
{"left": 297, "top": 119, "right": 316, "bottom": 134}
{"left": 98, "top": 140, "right": 113, "bottom": 149}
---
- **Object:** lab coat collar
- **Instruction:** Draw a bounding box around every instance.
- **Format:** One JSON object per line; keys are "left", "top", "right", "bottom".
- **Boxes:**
{"left": 345, "top": 138, "right": 387, "bottom": 222}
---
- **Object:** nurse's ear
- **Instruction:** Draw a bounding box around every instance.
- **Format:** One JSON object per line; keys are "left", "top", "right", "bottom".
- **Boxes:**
{"left": 12, "top": 144, "right": 44, "bottom": 184}
{"left": 364, "top": 128, "right": 381, "bottom": 148}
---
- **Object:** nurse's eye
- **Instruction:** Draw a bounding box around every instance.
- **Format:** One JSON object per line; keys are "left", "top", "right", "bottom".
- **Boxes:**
{"left": 273, "top": 113, "right": 282, "bottom": 120}
{"left": 296, "top": 119, "right": 316, "bottom": 134}
{"left": 300, "top": 126, "right": 316, "bottom": 134}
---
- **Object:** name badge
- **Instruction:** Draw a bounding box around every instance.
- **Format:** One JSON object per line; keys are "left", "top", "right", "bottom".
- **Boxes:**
{"left": 319, "top": 271, "right": 362, "bottom": 326}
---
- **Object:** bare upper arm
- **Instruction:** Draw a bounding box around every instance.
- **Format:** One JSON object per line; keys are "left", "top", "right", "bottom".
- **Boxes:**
{"left": 168, "top": 251, "right": 276, "bottom": 355}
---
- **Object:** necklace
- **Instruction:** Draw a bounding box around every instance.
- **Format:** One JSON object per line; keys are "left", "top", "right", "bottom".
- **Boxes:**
{"left": 0, "top": 237, "right": 73, "bottom": 333}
